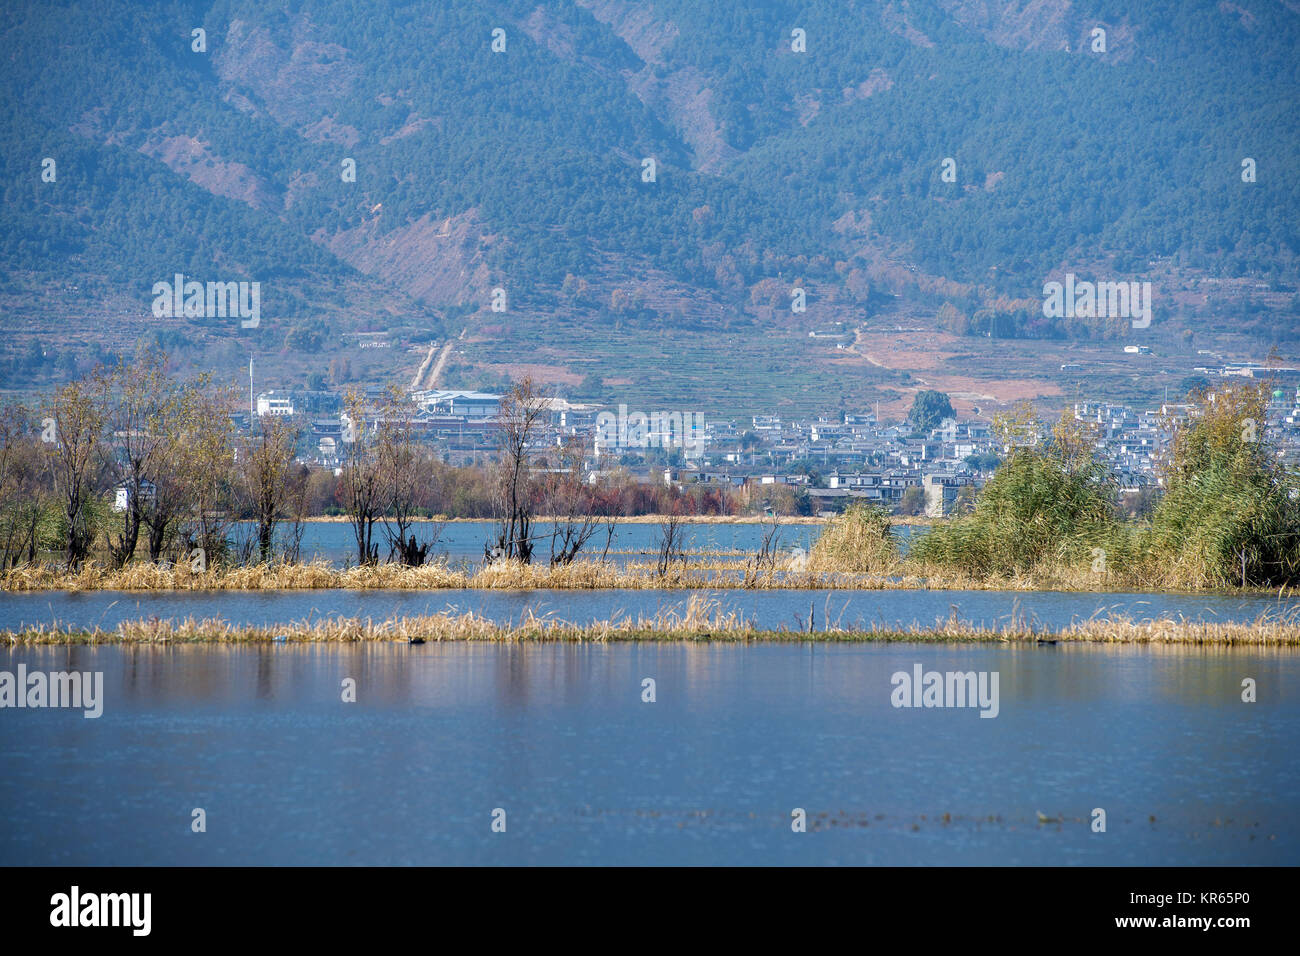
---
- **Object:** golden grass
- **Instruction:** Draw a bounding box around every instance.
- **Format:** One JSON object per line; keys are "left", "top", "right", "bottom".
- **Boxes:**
{"left": 807, "top": 505, "right": 898, "bottom": 573}
{"left": 7, "top": 598, "right": 1299, "bottom": 646}
{"left": 2, "top": 555, "right": 1293, "bottom": 595}
{"left": 0, "top": 559, "right": 465, "bottom": 592}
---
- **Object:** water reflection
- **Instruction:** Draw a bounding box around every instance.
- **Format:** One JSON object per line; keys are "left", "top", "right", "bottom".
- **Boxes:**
{"left": 3, "top": 587, "right": 1297, "bottom": 634}
{"left": 1, "top": 642, "right": 1295, "bottom": 866}
{"left": 245, "top": 519, "right": 836, "bottom": 568}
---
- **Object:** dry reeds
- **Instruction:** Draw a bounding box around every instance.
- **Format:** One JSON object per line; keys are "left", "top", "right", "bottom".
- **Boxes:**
{"left": 4, "top": 553, "right": 1295, "bottom": 595}
{"left": 807, "top": 504, "right": 899, "bottom": 573}
{"left": 7, "top": 601, "right": 1299, "bottom": 646}
{"left": 0, "top": 558, "right": 465, "bottom": 591}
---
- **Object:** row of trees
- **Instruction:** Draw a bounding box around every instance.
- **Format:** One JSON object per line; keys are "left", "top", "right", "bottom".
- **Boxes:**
{"left": 0, "top": 348, "right": 289, "bottom": 571}
{"left": 0, "top": 359, "right": 751, "bottom": 573}
{"left": 486, "top": 377, "right": 741, "bottom": 566}
{"left": 0, "top": 353, "right": 469, "bottom": 571}
{"left": 5, "top": 355, "right": 1293, "bottom": 585}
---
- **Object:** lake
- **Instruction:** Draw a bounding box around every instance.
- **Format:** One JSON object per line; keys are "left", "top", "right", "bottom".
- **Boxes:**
{"left": 1, "top": 641, "right": 1294, "bottom": 865}
{"left": 2, "top": 586, "right": 1296, "bottom": 633}
{"left": 255, "top": 518, "right": 838, "bottom": 567}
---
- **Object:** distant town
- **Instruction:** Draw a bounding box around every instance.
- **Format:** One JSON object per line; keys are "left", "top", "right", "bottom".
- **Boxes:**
{"left": 250, "top": 358, "right": 1300, "bottom": 519}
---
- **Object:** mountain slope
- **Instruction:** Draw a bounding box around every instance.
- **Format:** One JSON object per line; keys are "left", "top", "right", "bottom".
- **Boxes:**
{"left": 1, "top": 0, "right": 1297, "bottom": 414}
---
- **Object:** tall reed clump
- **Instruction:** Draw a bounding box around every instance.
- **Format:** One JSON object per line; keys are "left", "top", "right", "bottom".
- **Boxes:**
{"left": 1139, "top": 384, "right": 1300, "bottom": 589}
{"left": 807, "top": 503, "right": 898, "bottom": 572}
{"left": 908, "top": 406, "right": 1123, "bottom": 579}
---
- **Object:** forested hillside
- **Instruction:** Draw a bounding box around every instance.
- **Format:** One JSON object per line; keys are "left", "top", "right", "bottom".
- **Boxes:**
{"left": 1, "top": 0, "right": 1297, "bottom": 409}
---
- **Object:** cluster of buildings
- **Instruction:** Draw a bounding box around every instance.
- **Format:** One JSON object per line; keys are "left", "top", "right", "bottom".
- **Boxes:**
{"left": 1074, "top": 384, "right": 1300, "bottom": 480}
{"left": 250, "top": 377, "right": 1300, "bottom": 517}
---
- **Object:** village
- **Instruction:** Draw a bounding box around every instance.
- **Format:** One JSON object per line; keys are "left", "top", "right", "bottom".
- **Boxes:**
{"left": 245, "top": 361, "right": 1300, "bottom": 518}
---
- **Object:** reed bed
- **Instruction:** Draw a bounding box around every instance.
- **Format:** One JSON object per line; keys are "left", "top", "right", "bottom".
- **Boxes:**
{"left": 7, "top": 599, "right": 1299, "bottom": 646}
{"left": 2, "top": 555, "right": 1292, "bottom": 595}
{"left": 0, "top": 559, "right": 466, "bottom": 591}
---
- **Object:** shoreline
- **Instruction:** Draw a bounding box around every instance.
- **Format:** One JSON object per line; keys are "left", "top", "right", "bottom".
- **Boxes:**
{"left": 297, "top": 514, "right": 828, "bottom": 525}
{"left": 292, "top": 514, "right": 935, "bottom": 526}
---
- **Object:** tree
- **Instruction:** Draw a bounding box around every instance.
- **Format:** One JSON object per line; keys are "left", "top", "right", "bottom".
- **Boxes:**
{"left": 238, "top": 415, "right": 300, "bottom": 563}
{"left": 898, "top": 486, "right": 926, "bottom": 516}
{"left": 339, "top": 390, "right": 384, "bottom": 566}
{"left": 908, "top": 390, "right": 955, "bottom": 434}
{"left": 376, "top": 388, "right": 440, "bottom": 565}
{"left": 0, "top": 404, "right": 46, "bottom": 569}
{"left": 142, "top": 373, "right": 232, "bottom": 564}
{"left": 181, "top": 382, "right": 238, "bottom": 565}
{"left": 577, "top": 372, "right": 605, "bottom": 401}
{"left": 1146, "top": 383, "right": 1300, "bottom": 587}
{"left": 328, "top": 357, "right": 352, "bottom": 385}
{"left": 964, "top": 450, "right": 1000, "bottom": 472}
{"left": 937, "top": 302, "right": 969, "bottom": 335}
{"left": 279, "top": 462, "right": 311, "bottom": 564}
{"left": 98, "top": 349, "right": 176, "bottom": 569}
{"left": 1046, "top": 407, "right": 1102, "bottom": 474}
{"left": 284, "top": 320, "right": 328, "bottom": 353}
{"left": 43, "top": 377, "right": 105, "bottom": 569}
{"left": 489, "top": 377, "right": 548, "bottom": 563}
{"left": 545, "top": 436, "right": 598, "bottom": 566}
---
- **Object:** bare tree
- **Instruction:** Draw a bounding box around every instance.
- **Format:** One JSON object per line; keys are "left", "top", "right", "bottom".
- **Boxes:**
{"left": 43, "top": 377, "right": 105, "bottom": 569}
{"left": 339, "top": 390, "right": 383, "bottom": 566}
{"left": 599, "top": 514, "right": 618, "bottom": 564}
{"left": 280, "top": 462, "right": 310, "bottom": 564}
{"left": 743, "top": 515, "right": 783, "bottom": 586}
{"left": 238, "top": 414, "right": 300, "bottom": 563}
{"left": 547, "top": 436, "right": 597, "bottom": 566}
{"left": 99, "top": 349, "right": 177, "bottom": 569}
{"left": 654, "top": 513, "right": 686, "bottom": 576}
{"left": 488, "top": 377, "right": 548, "bottom": 564}
{"left": 377, "top": 388, "right": 440, "bottom": 566}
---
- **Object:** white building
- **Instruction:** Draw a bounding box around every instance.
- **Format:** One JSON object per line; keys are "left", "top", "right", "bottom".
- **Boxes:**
{"left": 112, "top": 480, "right": 156, "bottom": 512}
{"left": 412, "top": 389, "right": 501, "bottom": 419}
{"left": 257, "top": 391, "right": 295, "bottom": 417}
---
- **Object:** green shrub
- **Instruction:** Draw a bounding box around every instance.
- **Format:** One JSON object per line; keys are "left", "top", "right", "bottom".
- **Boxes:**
{"left": 1141, "top": 386, "right": 1300, "bottom": 587}
{"left": 909, "top": 407, "right": 1120, "bottom": 577}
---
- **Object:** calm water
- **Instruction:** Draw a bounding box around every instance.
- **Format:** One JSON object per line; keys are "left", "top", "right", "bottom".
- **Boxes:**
{"left": 1, "top": 642, "right": 1295, "bottom": 865}
{"left": 3, "top": 587, "right": 1296, "bottom": 633}
{"left": 262, "top": 519, "right": 838, "bottom": 567}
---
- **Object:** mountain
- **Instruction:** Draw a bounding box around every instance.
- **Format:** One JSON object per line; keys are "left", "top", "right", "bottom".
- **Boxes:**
{"left": 1, "top": 0, "right": 1297, "bottom": 418}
